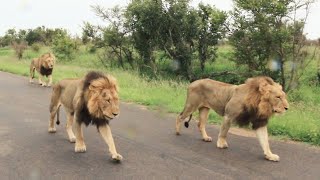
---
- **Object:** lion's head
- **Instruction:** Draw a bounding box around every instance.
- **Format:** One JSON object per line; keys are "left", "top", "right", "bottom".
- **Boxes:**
{"left": 83, "top": 71, "right": 120, "bottom": 121}
{"left": 40, "top": 53, "right": 55, "bottom": 69}
{"left": 246, "top": 76, "right": 289, "bottom": 119}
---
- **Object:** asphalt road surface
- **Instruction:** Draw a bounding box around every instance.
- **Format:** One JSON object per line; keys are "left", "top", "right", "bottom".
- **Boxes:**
{"left": 0, "top": 71, "right": 319, "bottom": 180}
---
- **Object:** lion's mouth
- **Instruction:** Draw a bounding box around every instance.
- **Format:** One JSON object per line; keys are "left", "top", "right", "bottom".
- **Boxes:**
{"left": 104, "top": 115, "right": 113, "bottom": 120}
{"left": 273, "top": 109, "right": 285, "bottom": 114}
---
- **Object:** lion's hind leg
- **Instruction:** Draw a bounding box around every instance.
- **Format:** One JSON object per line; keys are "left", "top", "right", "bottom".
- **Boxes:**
{"left": 198, "top": 107, "right": 212, "bottom": 142}
{"left": 176, "top": 104, "right": 197, "bottom": 135}
{"left": 48, "top": 85, "right": 61, "bottom": 133}
{"left": 48, "top": 104, "right": 59, "bottom": 133}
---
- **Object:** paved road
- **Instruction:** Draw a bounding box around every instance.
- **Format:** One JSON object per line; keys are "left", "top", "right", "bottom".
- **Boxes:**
{"left": 0, "top": 71, "right": 319, "bottom": 180}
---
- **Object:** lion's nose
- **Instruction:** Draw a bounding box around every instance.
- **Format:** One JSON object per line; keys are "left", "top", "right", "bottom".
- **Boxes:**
{"left": 285, "top": 107, "right": 288, "bottom": 110}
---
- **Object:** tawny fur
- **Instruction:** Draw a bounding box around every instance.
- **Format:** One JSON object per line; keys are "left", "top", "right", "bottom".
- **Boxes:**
{"left": 48, "top": 71, "right": 122, "bottom": 161}
{"left": 29, "top": 52, "right": 56, "bottom": 87}
{"left": 176, "top": 76, "right": 289, "bottom": 162}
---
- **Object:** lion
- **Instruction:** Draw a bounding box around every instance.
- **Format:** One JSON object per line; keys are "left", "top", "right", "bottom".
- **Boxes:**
{"left": 175, "top": 76, "right": 289, "bottom": 162}
{"left": 48, "top": 71, "right": 122, "bottom": 161}
{"left": 29, "top": 52, "right": 56, "bottom": 87}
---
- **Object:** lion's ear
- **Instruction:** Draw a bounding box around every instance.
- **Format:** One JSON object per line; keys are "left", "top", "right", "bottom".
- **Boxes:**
{"left": 89, "top": 84, "right": 101, "bottom": 91}
{"left": 275, "top": 83, "right": 283, "bottom": 90}
{"left": 259, "top": 82, "right": 271, "bottom": 94}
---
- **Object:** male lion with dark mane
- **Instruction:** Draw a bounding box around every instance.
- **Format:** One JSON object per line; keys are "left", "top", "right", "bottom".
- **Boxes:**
{"left": 29, "top": 52, "right": 55, "bottom": 87}
{"left": 48, "top": 71, "right": 122, "bottom": 161}
{"left": 176, "top": 76, "right": 289, "bottom": 162}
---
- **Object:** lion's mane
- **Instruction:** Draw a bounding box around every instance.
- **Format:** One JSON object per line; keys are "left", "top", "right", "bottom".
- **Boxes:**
{"left": 77, "top": 71, "right": 119, "bottom": 128}
{"left": 235, "top": 76, "right": 276, "bottom": 129}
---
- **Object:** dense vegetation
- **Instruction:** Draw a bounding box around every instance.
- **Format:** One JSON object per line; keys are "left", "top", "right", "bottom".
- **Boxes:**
{"left": 0, "top": 0, "right": 319, "bottom": 145}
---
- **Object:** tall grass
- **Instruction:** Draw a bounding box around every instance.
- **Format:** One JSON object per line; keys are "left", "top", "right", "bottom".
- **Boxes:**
{"left": 0, "top": 46, "right": 319, "bottom": 145}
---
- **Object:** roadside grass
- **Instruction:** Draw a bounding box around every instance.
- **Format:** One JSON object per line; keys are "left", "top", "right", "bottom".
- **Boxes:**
{"left": 0, "top": 46, "right": 319, "bottom": 145}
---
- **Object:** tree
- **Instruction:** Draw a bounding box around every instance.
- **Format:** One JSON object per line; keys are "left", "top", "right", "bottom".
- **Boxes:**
{"left": 196, "top": 3, "right": 227, "bottom": 71}
{"left": 1, "top": 29, "right": 18, "bottom": 46}
{"left": 125, "top": 0, "right": 227, "bottom": 79}
{"left": 125, "top": 0, "right": 163, "bottom": 66}
{"left": 92, "top": 5, "right": 135, "bottom": 69}
{"left": 81, "top": 21, "right": 98, "bottom": 44}
{"left": 230, "top": 0, "right": 317, "bottom": 90}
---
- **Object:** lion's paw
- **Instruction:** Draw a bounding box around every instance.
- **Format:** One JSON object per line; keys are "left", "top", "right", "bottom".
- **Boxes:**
{"left": 75, "top": 143, "right": 86, "bottom": 153}
{"left": 48, "top": 127, "right": 56, "bottom": 133}
{"left": 111, "top": 153, "right": 123, "bottom": 162}
{"left": 69, "top": 136, "right": 76, "bottom": 143}
{"left": 217, "top": 138, "right": 228, "bottom": 148}
{"left": 203, "top": 136, "right": 212, "bottom": 142}
{"left": 41, "top": 83, "right": 47, "bottom": 87}
{"left": 265, "top": 153, "right": 280, "bottom": 162}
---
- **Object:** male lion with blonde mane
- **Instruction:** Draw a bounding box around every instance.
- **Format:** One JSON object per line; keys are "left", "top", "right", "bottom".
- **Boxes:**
{"left": 48, "top": 71, "right": 122, "bottom": 161}
{"left": 29, "top": 52, "right": 55, "bottom": 87}
{"left": 176, "top": 76, "right": 289, "bottom": 162}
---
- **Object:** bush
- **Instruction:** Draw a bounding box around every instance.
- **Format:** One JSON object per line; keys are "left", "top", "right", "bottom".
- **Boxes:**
{"left": 11, "top": 41, "right": 27, "bottom": 59}
{"left": 52, "top": 34, "right": 77, "bottom": 61}
{"left": 31, "top": 43, "right": 41, "bottom": 52}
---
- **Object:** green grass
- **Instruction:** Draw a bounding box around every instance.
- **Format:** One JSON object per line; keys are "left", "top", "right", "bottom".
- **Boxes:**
{"left": 0, "top": 46, "right": 319, "bottom": 145}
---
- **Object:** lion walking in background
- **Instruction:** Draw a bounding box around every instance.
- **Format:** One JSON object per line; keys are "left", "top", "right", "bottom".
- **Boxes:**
{"left": 176, "top": 76, "right": 289, "bottom": 162}
{"left": 48, "top": 71, "right": 122, "bottom": 161}
{"left": 29, "top": 52, "right": 55, "bottom": 86}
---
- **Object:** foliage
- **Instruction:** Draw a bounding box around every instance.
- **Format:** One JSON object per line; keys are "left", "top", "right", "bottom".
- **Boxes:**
{"left": 51, "top": 31, "right": 78, "bottom": 60}
{"left": 92, "top": 5, "right": 135, "bottom": 69}
{"left": 31, "top": 43, "right": 41, "bottom": 52}
{"left": 81, "top": 22, "right": 99, "bottom": 44}
{"left": 11, "top": 41, "right": 27, "bottom": 59}
{"left": 229, "top": 0, "right": 318, "bottom": 91}
{"left": 124, "top": 0, "right": 227, "bottom": 79}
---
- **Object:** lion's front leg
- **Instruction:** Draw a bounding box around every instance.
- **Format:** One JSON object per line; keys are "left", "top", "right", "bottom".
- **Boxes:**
{"left": 256, "top": 126, "right": 279, "bottom": 162}
{"left": 66, "top": 113, "right": 76, "bottom": 143}
{"left": 38, "top": 75, "right": 46, "bottom": 86}
{"left": 217, "top": 116, "right": 231, "bottom": 148}
{"left": 98, "top": 125, "right": 122, "bottom": 161}
{"left": 47, "top": 75, "right": 53, "bottom": 87}
{"left": 74, "top": 121, "right": 86, "bottom": 153}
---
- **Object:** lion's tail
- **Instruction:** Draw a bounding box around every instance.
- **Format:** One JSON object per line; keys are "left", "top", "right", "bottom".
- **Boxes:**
{"left": 184, "top": 114, "right": 193, "bottom": 128}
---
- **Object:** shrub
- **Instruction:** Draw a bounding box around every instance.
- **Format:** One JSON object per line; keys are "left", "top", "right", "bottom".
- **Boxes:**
{"left": 52, "top": 34, "right": 77, "bottom": 61}
{"left": 31, "top": 43, "right": 41, "bottom": 52}
{"left": 11, "top": 41, "right": 27, "bottom": 59}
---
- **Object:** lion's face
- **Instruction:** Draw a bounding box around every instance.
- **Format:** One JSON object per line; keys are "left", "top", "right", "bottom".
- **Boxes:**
{"left": 41, "top": 53, "right": 55, "bottom": 69}
{"left": 260, "top": 83, "right": 289, "bottom": 114}
{"left": 99, "top": 88, "right": 120, "bottom": 120}
{"left": 267, "top": 84, "right": 289, "bottom": 114}
{"left": 87, "top": 76, "right": 120, "bottom": 120}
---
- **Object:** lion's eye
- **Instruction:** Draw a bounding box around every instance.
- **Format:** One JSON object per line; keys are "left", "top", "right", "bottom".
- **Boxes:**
{"left": 107, "top": 99, "right": 111, "bottom": 103}
{"left": 276, "top": 96, "right": 281, "bottom": 99}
